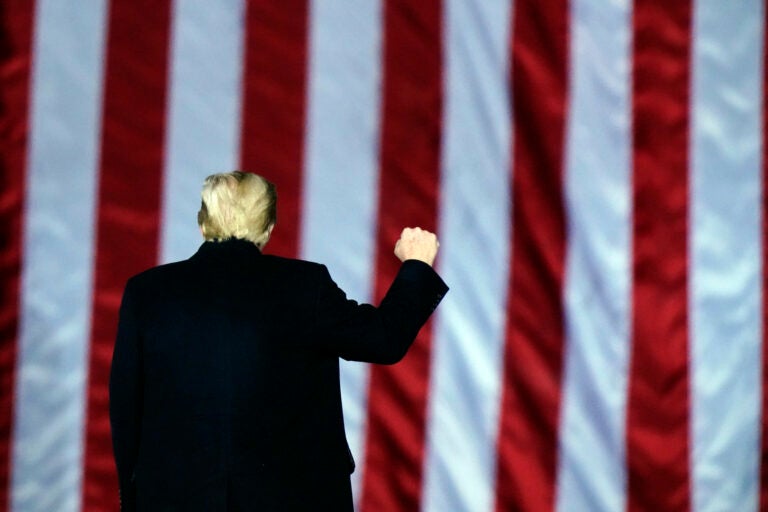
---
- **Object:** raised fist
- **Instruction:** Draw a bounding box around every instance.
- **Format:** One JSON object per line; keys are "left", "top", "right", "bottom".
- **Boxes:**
{"left": 394, "top": 227, "right": 440, "bottom": 267}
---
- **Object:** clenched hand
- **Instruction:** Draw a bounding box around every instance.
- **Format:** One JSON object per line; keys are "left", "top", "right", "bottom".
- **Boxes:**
{"left": 394, "top": 227, "right": 440, "bottom": 267}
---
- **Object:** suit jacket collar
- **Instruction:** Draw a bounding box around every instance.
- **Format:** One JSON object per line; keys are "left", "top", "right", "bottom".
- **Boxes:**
{"left": 190, "top": 238, "right": 262, "bottom": 264}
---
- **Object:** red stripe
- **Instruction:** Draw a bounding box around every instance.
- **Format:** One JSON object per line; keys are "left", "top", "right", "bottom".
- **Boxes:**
{"left": 0, "top": 2, "right": 35, "bottom": 509}
{"left": 359, "top": 1, "right": 443, "bottom": 510}
{"left": 493, "top": 0, "right": 570, "bottom": 510}
{"left": 82, "top": 1, "right": 172, "bottom": 509}
{"left": 239, "top": 0, "right": 309, "bottom": 259}
{"left": 626, "top": 2, "right": 693, "bottom": 510}
{"left": 761, "top": 5, "right": 768, "bottom": 509}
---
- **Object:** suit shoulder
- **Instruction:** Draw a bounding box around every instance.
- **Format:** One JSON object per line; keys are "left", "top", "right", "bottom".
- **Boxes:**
{"left": 124, "top": 260, "right": 192, "bottom": 291}
{"left": 259, "top": 255, "right": 332, "bottom": 291}
{"left": 261, "top": 254, "right": 326, "bottom": 274}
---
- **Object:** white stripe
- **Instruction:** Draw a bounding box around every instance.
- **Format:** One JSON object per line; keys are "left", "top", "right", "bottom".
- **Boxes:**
{"left": 556, "top": 1, "right": 632, "bottom": 510}
{"left": 689, "top": 1, "right": 764, "bottom": 510}
{"left": 300, "top": 0, "right": 382, "bottom": 505}
{"left": 160, "top": 0, "right": 245, "bottom": 264}
{"left": 422, "top": 1, "right": 512, "bottom": 510}
{"left": 11, "top": 2, "right": 108, "bottom": 511}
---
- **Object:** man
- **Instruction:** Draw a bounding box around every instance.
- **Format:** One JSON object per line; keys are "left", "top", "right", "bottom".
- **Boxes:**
{"left": 109, "top": 171, "right": 448, "bottom": 511}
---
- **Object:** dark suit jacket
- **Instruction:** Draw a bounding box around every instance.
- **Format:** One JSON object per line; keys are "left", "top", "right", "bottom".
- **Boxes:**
{"left": 109, "top": 238, "right": 448, "bottom": 511}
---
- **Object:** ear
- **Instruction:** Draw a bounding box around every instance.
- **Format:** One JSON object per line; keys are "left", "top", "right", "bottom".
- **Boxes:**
{"left": 257, "top": 223, "right": 275, "bottom": 250}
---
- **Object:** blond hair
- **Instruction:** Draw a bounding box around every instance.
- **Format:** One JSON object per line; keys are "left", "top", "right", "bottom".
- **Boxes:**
{"left": 197, "top": 171, "right": 277, "bottom": 247}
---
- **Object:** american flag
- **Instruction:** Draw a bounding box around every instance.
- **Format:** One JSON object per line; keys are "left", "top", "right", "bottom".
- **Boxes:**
{"left": 1, "top": 0, "right": 766, "bottom": 511}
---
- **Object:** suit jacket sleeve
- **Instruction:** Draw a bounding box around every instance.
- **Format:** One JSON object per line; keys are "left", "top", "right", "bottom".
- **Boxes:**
{"left": 109, "top": 279, "right": 142, "bottom": 511}
{"left": 314, "top": 259, "right": 448, "bottom": 364}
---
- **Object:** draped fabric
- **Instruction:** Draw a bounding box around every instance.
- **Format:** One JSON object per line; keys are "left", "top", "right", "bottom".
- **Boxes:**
{"left": 1, "top": 1, "right": 766, "bottom": 510}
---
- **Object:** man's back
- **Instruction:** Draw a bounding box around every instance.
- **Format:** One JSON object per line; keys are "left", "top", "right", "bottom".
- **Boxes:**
{"left": 110, "top": 238, "right": 447, "bottom": 510}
